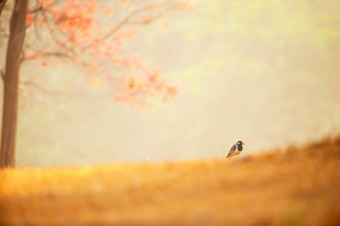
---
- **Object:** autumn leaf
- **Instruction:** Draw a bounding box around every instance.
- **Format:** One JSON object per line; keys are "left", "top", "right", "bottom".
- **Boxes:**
{"left": 114, "top": 95, "right": 123, "bottom": 102}
{"left": 34, "top": 54, "right": 43, "bottom": 60}
{"left": 121, "top": 0, "right": 131, "bottom": 4}
{"left": 26, "top": 14, "right": 34, "bottom": 26}
{"left": 142, "top": 17, "right": 153, "bottom": 25}
{"left": 42, "top": 61, "right": 49, "bottom": 67}
{"left": 105, "top": 75, "right": 112, "bottom": 80}
{"left": 102, "top": 7, "right": 112, "bottom": 15}
{"left": 88, "top": 77, "right": 102, "bottom": 87}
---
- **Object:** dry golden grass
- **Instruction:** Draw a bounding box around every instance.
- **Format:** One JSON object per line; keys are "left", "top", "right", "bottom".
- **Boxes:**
{"left": 1, "top": 136, "right": 340, "bottom": 225}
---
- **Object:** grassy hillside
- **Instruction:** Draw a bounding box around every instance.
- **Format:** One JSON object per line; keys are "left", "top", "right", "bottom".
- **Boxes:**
{"left": 1, "top": 136, "right": 340, "bottom": 225}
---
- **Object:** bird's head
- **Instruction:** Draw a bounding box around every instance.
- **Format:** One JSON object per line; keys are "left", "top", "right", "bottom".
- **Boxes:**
{"left": 237, "top": 141, "right": 245, "bottom": 145}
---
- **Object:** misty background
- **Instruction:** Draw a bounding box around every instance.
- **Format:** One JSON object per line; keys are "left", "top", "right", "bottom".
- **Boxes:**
{"left": 1, "top": 0, "right": 339, "bottom": 167}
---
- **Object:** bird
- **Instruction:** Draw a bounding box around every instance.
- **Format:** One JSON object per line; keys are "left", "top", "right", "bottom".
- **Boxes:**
{"left": 226, "top": 141, "right": 245, "bottom": 159}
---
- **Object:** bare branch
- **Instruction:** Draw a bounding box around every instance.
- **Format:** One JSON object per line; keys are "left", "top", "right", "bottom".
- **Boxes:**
{"left": 28, "top": 0, "right": 60, "bottom": 14}
{"left": 20, "top": 80, "right": 73, "bottom": 97}
{"left": 20, "top": 80, "right": 116, "bottom": 99}
{"left": 100, "top": 10, "right": 137, "bottom": 41}
{"left": 41, "top": 9, "right": 76, "bottom": 54}
{"left": 128, "top": 8, "right": 169, "bottom": 26}
{"left": 82, "top": 4, "right": 162, "bottom": 49}
{"left": 28, "top": 5, "right": 43, "bottom": 14}
{"left": 42, "top": 51, "right": 71, "bottom": 58}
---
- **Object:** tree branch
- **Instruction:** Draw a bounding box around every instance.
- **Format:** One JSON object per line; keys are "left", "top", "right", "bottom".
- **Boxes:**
{"left": 101, "top": 10, "right": 137, "bottom": 41}
{"left": 20, "top": 80, "right": 116, "bottom": 99}
{"left": 20, "top": 80, "right": 73, "bottom": 97}
{"left": 28, "top": 0, "right": 60, "bottom": 14}
{"left": 82, "top": 4, "right": 162, "bottom": 50}
{"left": 128, "top": 8, "right": 169, "bottom": 25}
{"left": 41, "top": 8, "right": 76, "bottom": 54}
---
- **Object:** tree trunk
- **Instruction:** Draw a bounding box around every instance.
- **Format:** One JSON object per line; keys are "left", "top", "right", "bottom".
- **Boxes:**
{"left": 0, "top": 0, "right": 27, "bottom": 168}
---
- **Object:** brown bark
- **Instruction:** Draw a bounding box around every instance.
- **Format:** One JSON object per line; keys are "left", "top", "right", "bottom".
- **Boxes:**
{"left": 0, "top": 0, "right": 27, "bottom": 168}
{"left": 0, "top": 0, "right": 7, "bottom": 16}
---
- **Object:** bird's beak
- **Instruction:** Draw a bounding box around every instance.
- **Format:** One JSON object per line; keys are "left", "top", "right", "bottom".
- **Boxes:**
{"left": 243, "top": 142, "right": 245, "bottom": 145}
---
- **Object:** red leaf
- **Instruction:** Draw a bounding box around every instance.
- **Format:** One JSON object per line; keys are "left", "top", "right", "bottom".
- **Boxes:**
{"left": 26, "top": 14, "right": 34, "bottom": 26}
{"left": 42, "top": 61, "right": 49, "bottom": 67}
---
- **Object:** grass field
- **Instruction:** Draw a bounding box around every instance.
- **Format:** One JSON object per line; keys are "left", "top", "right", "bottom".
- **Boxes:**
{"left": 1, "top": 136, "right": 340, "bottom": 225}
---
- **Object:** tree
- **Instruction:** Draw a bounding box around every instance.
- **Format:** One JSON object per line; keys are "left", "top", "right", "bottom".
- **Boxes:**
{"left": 0, "top": 0, "right": 194, "bottom": 168}
{"left": 0, "top": 0, "right": 27, "bottom": 168}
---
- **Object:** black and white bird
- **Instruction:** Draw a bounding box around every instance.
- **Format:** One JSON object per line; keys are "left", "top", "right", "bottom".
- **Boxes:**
{"left": 226, "top": 141, "right": 245, "bottom": 159}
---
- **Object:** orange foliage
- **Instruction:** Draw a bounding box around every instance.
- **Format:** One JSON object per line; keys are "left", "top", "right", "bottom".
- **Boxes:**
{"left": 0, "top": 136, "right": 340, "bottom": 225}
{"left": 25, "top": 14, "right": 34, "bottom": 26}
{"left": 24, "top": 0, "right": 190, "bottom": 107}
{"left": 38, "top": 0, "right": 53, "bottom": 9}
{"left": 175, "top": 0, "right": 197, "bottom": 12}
{"left": 42, "top": 61, "right": 49, "bottom": 67}
{"left": 114, "top": 69, "right": 179, "bottom": 107}
{"left": 121, "top": 0, "right": 131, "bottom": 4}
{"left": 24, "top": 53, "right": 43, "bottom": 61}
